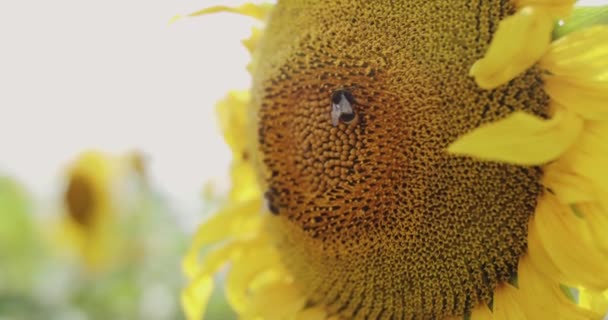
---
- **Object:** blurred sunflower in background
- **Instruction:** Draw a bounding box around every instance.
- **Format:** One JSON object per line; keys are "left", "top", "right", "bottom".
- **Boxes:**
{"left": 44, "top": 150, "right": 187, "bottom": 319}
{"left": 56, "top": 150, "right": 153, "bottom": 273}
{"left": 183, "top": 1, "right": 608, "bottom": 319}
{"left": 0, "top": 151, "right": 188, "bottom": 319}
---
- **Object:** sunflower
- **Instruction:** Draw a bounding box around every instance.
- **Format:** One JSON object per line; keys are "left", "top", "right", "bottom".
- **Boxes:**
{"left": 183, "top": 1, "right": 608, "bottom": 319}
{"left": 58, "top": 150, "right": 145, "bottom": 272}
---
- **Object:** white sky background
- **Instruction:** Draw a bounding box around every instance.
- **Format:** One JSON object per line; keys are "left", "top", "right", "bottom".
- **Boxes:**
{"left": 0, "top": 0, "right": 605, "bottom": 224}
{"left": 0, "top": 0, "right": 262, "bottom": 221}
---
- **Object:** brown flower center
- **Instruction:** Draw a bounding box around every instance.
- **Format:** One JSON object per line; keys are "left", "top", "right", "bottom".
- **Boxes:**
{"left": 252, "top": 1, "right": 548, "bottom": 318}
{"left": 65, "top": 174, "right": 96, "bottom": 228}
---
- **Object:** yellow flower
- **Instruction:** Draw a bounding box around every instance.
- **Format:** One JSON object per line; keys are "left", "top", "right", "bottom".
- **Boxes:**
{"left": 58, "top": 150, "right": 145, "bottom": 272}
{"left": 183, "top": 1, "right": 608, "bottom": 319}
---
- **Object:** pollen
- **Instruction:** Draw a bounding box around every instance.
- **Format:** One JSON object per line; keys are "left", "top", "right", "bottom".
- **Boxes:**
{"left": 253, "top": 1, "right": 549, "bottom": 318}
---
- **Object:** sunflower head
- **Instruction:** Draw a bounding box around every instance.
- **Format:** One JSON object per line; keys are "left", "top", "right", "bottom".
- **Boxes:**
{"left": 253, "top": 1, "right": 549, "bottom": 317}
{"left": 184, "top": 1, "right": 608, "bottom": 319}
{"left": 65, "top": 166, "right": 103, "bottom": 229}
{"left": 59, "top": 150, "right": 146, "bottom": 272}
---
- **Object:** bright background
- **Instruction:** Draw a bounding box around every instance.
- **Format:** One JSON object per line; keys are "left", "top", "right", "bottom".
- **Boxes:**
{"left": 0, "top": 0, "right": 263, "bottom": 226}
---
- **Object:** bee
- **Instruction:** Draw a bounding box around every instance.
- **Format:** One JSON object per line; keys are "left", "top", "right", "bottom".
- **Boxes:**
{"left": 264, "top": 188, "right": 280, "bottom": 215}
{"left": 330, "top": 88, "right": 356, "bottom": 126}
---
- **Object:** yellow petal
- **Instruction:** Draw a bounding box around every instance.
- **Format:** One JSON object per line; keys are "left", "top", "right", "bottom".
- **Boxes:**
{"left": 470, "top": 6, "right": 554, "bottom": 89}
{"left": 534, "top": 194, "right": 608, "bottom": 289}
{"left": 528, "top": 218, "right": 568, "bottom": 284}
{"left": 182, "top": 275, "right": 213, "bottom": 320}
{"left": 244, "top": 27, "right": 264, "bottom": 74}
{"left": 448, "top": 108, "right": 582, "bottom": 165}
{"left": 579, "top": 287, "right": 608, "bottom": 316}
{"left": 491, "top": 284, "right": 527, "bottom": 320}
{"left": 540, "top": 26, "right": 608, "bottom": 120}
{"left": 543, "top": 161, "right": 597, "bottom": 203}
{"left": 242, "top": 27, "right": 263, "bottom": 55}
{"left": 515, "top": 0, "right": 575, "bottom": 17}
{"left": 182, "top": 242, "right": 243, "bottom": 320}
{"left": 225, "top": 243, "right": 282, "bottom": 314}
{"left": 575, "top": 202, "right": 608, "bottom": 256}
{"left": 568, "top": 155, "right": 608, "bottom": 200}
{"left": 544, "top": 77, "right": 608, "bottom": 120}
{"left": 216, "top": 90, "right": 251, "bottom": 154}
{"left": 183, "top": 198, "right": 262, "bottom": 278}
{"left": 469, "top": 303, "right": 494, "bottom": 320}
{"left": 229, "top": 160, "right": 262, "bottom": 202}
{"left": 561, "top": 122, "right": 608, "bottom": 197}
{"left": 515, "top": 256, "right": 595, "bottom": 319}
{"left": 187, "top": 3, "right": 273, "bottom": 21}
{"left": 541, "top": 25, "right": 608, "bottom": 80}
{"left": 248, "top": 282, "right": 307, "bottom": 320}
{"left": 215, "top": 91, "right": 263, "bottom": 202}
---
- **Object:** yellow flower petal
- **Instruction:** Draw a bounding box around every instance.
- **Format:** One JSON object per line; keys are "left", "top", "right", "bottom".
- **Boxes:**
{"left": 543, "top": 162, "right": 596, "bottom": 203}
{"left": 515, "top": 0, "right": 575, "bottom": 17}
{"left": 247, "top": 282, "right": 307, "bottom": 320}
{"left": 182, "top": 275, "right": 213, "bottom": 320}
{"left": 469, "top": 303, "right": 493, "bottom": 320}
{"left": 544, "top": 77, "right": 608, "bottom": 120}
{"left": 183, "top": 198, "right": 262, "bottom": 278}
{"left": 182, "top": 242, "right": 243, "bottom": 320}
{"left": 491, "top": 284, "right": 526, "bottom": 320}
{"left": 226, "top": 243, "right": 282, "bottom": 314}
{"left": 186, "top": 3, "right": 273, "bottom": 21}
{"left": 229, "top": 160, "right": 261, "bottom": 202}
{"left": 528, "top": 219, "right": 568, "bottom": 285}
{"left": 470, "top": 6, "right": 554, "bottom": 89}
{"left": 216, "top": 90, "right": 251, "bottom": 154}
{"left": 579, "top": 287, "right": 608, "bottom": 316}
{"left": 561, "top": 122, "right": 608, "bottom": 198}
{"left": 575, "top": 203, "right": 608, "bottom": 257}
{"left": 448, "top": 108, "right": 582, "bottom": 165}
{"left": 541, "top": 25, "right": 608, "bottom": 81}
{"left": 515, "top": 256, "right": 595, "bottom": 319}
{"left": 214, "top": 91, "right": 264, "bottom": 202}
{"left": 535, "top": 195, "right": 608, "bottom": 289}
{"left": 242, "top": 27, "right": 263, "bottom": 55}
{"left": 244, "top": 27, "right": 264, "bottom": 74}
{"left": 541, "top": 26, "right": 608, "bottom": 120}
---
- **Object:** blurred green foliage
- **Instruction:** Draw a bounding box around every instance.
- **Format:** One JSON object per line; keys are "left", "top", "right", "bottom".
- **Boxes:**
{"left": 554, "top": 5, "right": 608, "bottom": 38}
{"left": 0, "top": 177, "right": 43, "bottom": 294}
{"left": 0, "top": 174, "right": 235, "bottom": 320}
{"left": 0, "top": 177, "right": 216, "bottom": 320}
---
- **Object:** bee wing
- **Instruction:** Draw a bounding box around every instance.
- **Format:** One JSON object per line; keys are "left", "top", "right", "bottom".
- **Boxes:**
{"left": 331, "top": 103, "right": 342, "bottom": 126}
{"left": 331, "top": 93, "right": 355, "bottom": 126}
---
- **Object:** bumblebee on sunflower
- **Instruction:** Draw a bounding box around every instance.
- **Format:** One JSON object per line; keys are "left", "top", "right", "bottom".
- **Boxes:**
{"left": 182, "top": 1, "right": 608, "bottom": 319}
